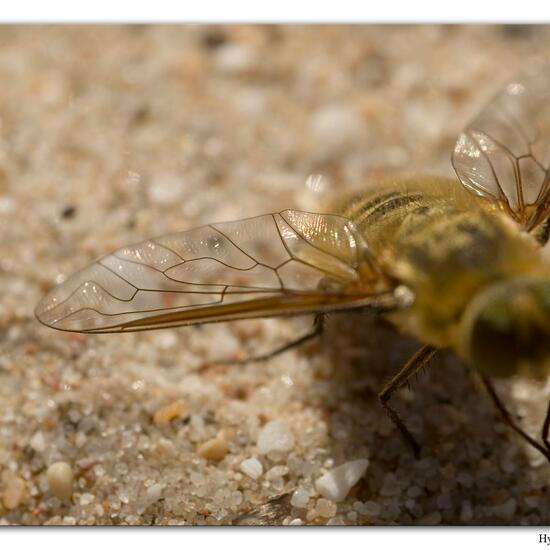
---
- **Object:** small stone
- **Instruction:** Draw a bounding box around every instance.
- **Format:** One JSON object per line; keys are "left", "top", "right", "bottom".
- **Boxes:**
{"left": 231, "top": 490, "right": 243, "bottom": 506}
{"left": 239, "top": 457, "right": 263, "bottom": 480}
{"left": 314, "top": 459, "right": 369, "bottom": 503}
{"left": 214, "top": 44, "right": 255, "bottom": 74}
{"left": 311, "top": 104, "right": 366, "bottom": 154}
{"left": 379, "top": 473, "right": 401, "bottom": 497}
{"left": 288, "top": 518, "right": 303, "bottom": 526}
{"left": 197, "top": 437, "right": 229, "bottom": 461}
{"left": 146, "top": 483, "right": 163, "bottom": 501}
{"left": 436, "top": 491, "right": 452, "bottom": 510}
{"left": 265, "top": 465, "right": 288, "bottom": 481}
{"left": 315, "top": 498, "right": 337, "bottom": 518}
{"left": 148, "top": 174, "right": 187, "bottom": 205}
{"left": 257, "top": 421, "right": 294, "bottom": 454}
{"left": 75, "top": 432, "right": 87, "bottom": 448}
{"left": 417, "top": 511, "right": 442, "bottom": 526}
{"left": 1, "top": 472, "right": 26, "bottom": 509}
{"left": 457, "top": 471, "right": 474, "bottom": 488}
{"left": 153, "top": 399, "right": 186, "bottom": 425}
{"left": 407, "top": 486, "right": 422, "bottom": 498}
{"left": 47, "top": 462, "right": 74, "bottom": 500}
{"left": 29, "top": 431, "right": 46, "bottom": 453}
{"left": 290, "top": 489, "right": 311, "bottom": 509}
{"left": 361, "top": 500, "right": 381, "bottom": 516}
{"left": 153, "top": 437, "right": 177, "bottom": 458}
{"left": 491, "top": 498, "right": 517, "bottom": 520}
{"left": 79, "top": 493, "right": 95, "bottom": 506}
{"left": 156, "top": 331, "right": 178, "bottom": 350}
{"left": 460, "top": 500, "right": 473, "bottom": 523}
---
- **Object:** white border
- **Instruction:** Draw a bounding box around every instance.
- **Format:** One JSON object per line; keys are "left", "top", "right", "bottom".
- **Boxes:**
{"left": 0, "top": 3, "right": 547, "bottom": 544}
{"left": 1, "top": 0, "right": 550, "bottom": 23}
{"left": 0, "top": 527, "right": 546, "bottom": 549}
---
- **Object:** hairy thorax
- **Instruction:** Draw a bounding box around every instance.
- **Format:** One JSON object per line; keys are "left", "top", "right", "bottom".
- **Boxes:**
{"left": 339, "top": 176, "right": 547, "bottom": 350}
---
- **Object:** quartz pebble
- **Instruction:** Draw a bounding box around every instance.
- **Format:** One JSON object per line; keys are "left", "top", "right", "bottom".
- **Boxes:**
{"left": 146, "top": 483, "right": 163, "bottom": 501}
{"left": 30, "top": 431, "right": 47, "bottom": 453}
{"left": 197, "top": 437, "right": 229, "bottom": 461}
{"left": 314, "top": 459, "right": 369, "bottom": 503}
{"left": 265, "top": 465, "right": 288, "bottom": 481}
{"left": 79, "top": 493, "right": 95, "bottom": 506}
{"left": 153, "top": 399, "right": 186, "bottom": 425}
{"left": 315, "top": 498, "right": 337, "bottom": 518}
{"left": 214, "top": 44, "right": 255, "bottom": 74}
{"left": 47, "top": 462, "right": 74, "bottom": 500}
{"left": 148, "top": 174, "right": 186, "bottom": 205}
{"left": 257, "top": 421, "right": 294, "bottom": 454}
{"left": 311, "top": 104, "right": 366, "bottom": 153}
{"left": 1, "top": 472, "right": 26, "bottom": 509}
{"left": 239, "top": 457, "right": 263, "bottom": 480}
{"left": 290, "top": 489, "right": 310, "bottom": 509}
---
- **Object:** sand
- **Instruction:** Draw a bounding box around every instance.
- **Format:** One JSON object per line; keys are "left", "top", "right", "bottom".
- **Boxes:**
{"left": 0, "top": 24, "right": 549, "bottom": 525}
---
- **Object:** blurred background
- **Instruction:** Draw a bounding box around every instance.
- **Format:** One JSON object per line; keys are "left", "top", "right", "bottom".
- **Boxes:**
{"left": 1, "top": 25, "right": 550, "bottom": 525}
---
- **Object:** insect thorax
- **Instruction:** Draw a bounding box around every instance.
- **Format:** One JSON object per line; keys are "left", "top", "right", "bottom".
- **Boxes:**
{"left": 338, "top": 176, "right": 547, "bottom": 350}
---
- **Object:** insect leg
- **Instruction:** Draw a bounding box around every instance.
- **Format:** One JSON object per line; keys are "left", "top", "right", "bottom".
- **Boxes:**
{"left": 231, "top": 492, "right": 293, "bottom": 525}
{"left": 220, "top": 314, "right": 325, "bottom": 366}
{"left": 479, "top": 375, "right": 550, "bottom": 462}
{"left": 378, "top": 344, "right": 438, "bottom": 458}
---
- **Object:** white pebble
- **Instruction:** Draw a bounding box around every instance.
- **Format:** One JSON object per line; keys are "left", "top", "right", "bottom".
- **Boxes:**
{"left": 30, "top": 431, "right": 46, "bottom": 453}
{"left": 155, "top": 331, "right": 178, "bottom": 350}
{"left": 311, "top": 104, "right": 366, "bottom": 153}
{"left": 46, "top": 462, "right": 74, "bottom": 500}
{"left": 314, "top": 459, "right": 369, "bottom": 503}
{"left": 265, "top": 465, "right": 288, "bottom": 481}
{"left": 240, "top": 457, "right": 263, "bottom": 480}
{"left": 257, "top": 421, "right": 294, "bottom": 454}
{"left": 146, "top": 483, "right": 163, "bottom": 501}
{"left": 214, "top": 44, "right": 255, "bottom": 74}
{"left": 75, "top": 432, "right": 87, "bottom": 448}
{"left": 148, "top": 174, "right": 187, "bottom": 205}
{"left": 79, "top": 493, "right": 95, "bottom": 506}
{"left": 290, "top": 489, "right": 310, "bottom": 509}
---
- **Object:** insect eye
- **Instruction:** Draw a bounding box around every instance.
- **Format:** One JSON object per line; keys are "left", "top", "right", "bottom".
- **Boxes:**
{"left": 462, "top": 278, "right": 550, "bottom": 379}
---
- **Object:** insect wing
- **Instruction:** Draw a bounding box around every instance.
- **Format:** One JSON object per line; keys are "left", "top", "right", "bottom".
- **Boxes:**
{"left": 452, "top": 60, "right": 550, "bottom": 230}
{"left": 35, "top": 210, "right": 389, "bottom": 333}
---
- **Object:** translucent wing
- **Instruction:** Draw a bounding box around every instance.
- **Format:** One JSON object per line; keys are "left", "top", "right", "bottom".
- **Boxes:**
{"left": 452, "top": 60, "right": 550, "bottom": 231}
{"left": 36, "top": 210, "right": 397, "bottom": 333}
